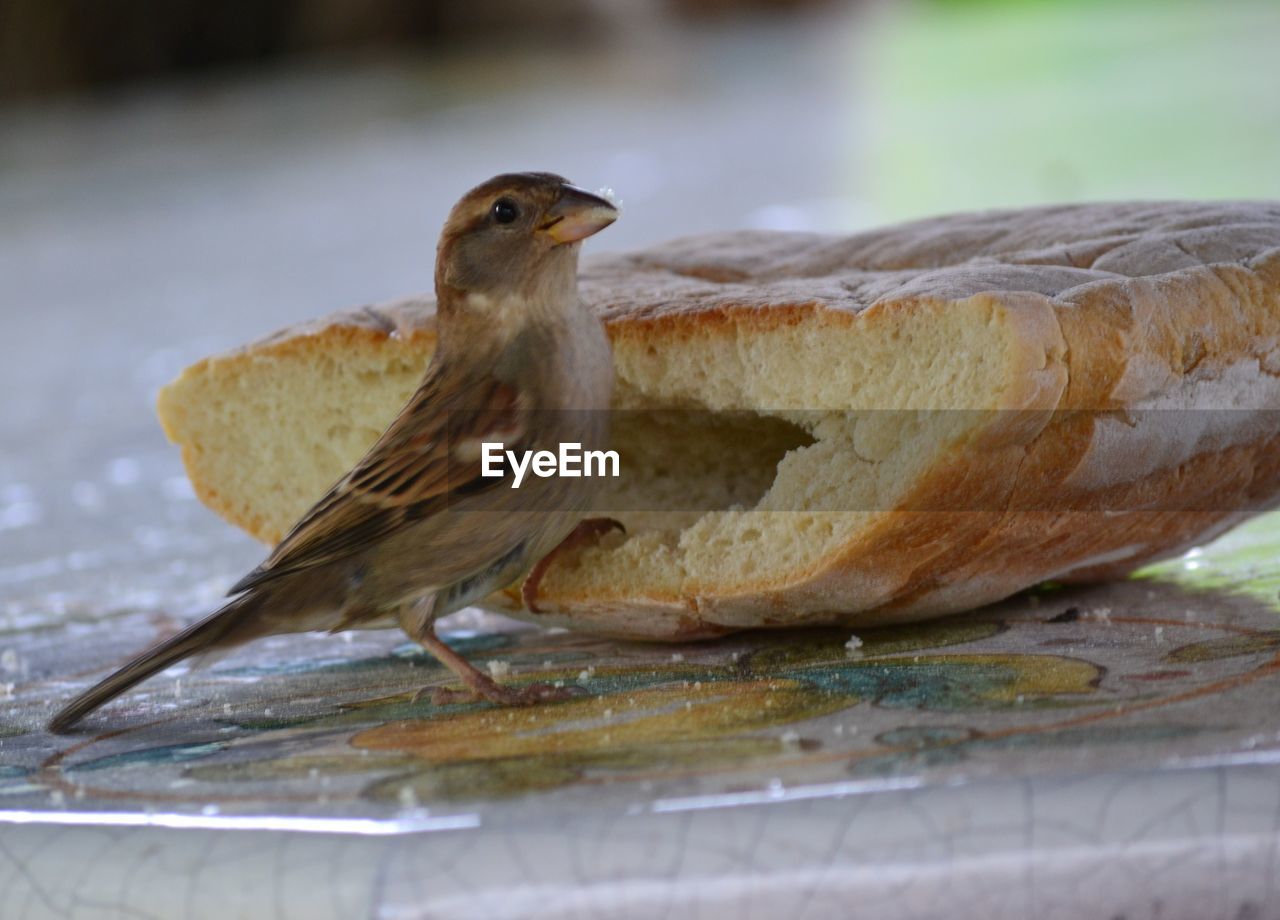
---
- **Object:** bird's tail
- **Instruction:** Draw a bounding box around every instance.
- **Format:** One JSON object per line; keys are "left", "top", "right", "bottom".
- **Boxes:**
{"left": 48, "top": 589, "right": 270, "bottom": 733}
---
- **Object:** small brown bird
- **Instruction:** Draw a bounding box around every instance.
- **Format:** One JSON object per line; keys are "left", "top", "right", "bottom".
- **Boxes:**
{"left": 50, "top": 172, "right": 619, "bottom": 732}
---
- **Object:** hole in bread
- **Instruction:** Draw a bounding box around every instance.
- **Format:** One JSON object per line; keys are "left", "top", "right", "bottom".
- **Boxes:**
{"left": 521, "top": 295, "right": 1072, "bottom": 618}
{"left": 602, "top": 409, "right": 815, "bottom": 524}
{"left": 158, "top": 291, "right": 1066, "bottom": 634}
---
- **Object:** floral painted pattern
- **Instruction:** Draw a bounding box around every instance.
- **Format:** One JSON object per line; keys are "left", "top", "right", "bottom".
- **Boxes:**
{"left": 3, "top": 512, "right": 1280, "bottom": 816}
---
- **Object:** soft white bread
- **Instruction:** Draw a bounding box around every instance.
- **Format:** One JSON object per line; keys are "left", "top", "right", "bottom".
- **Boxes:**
{"left": 158, "top": 201, "right": 1280, "bottom": 640}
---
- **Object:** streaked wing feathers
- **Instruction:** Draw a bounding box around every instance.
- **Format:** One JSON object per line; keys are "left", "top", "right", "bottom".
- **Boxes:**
{"left": 227, "top": 372, "right": 525, "bottom": 595}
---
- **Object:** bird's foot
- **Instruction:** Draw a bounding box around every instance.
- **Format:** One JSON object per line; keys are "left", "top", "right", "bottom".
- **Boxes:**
{"left": 490, "top": 681, "right": 580, "bottom": 705}
{"left": 521, "top": 517, "right": 626, "bottom": 614}
{"left": 413, "top": 685, "right": 475, "bottom": 706}
{"left": 417, "top": 680, "right": 578, "bottom": 707}
{"left": 407, "top": 619, "right": 583, "bottom": 709}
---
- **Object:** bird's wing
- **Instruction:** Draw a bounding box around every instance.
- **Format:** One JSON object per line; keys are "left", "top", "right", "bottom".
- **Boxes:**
{"left": 228, "top": 369, "right": 527, "bottom": 595}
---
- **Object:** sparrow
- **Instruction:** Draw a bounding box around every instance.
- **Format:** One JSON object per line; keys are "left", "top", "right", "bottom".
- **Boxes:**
{"left": 50, "top": 172, "right": 620, "bottom": 732}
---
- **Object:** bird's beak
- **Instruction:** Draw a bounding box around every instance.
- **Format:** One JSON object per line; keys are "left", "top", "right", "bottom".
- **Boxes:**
{"left": 542, "top": 185, "right": 619, "bottom": 244}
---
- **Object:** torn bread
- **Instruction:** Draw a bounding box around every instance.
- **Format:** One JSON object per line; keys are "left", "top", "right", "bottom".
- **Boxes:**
{"left": 158, "top": 200, "right": 1280, "bottom": 640}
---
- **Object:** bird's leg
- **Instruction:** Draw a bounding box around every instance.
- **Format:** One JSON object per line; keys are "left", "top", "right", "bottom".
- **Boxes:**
{"left": 407, "top": 618, "right": 576, "bottom": 707}
{"left": 521, "top": 518, "right": 625, "bottom": 614}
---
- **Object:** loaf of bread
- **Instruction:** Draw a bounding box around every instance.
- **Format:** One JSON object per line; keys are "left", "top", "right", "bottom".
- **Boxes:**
{"left": 158, "top": 201, "right": 1280, "bottom": 640}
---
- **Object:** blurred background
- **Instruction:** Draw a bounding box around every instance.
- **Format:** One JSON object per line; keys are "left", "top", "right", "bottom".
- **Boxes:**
{"left": 2, "top": 0, "right": 1279, "bottom": 622}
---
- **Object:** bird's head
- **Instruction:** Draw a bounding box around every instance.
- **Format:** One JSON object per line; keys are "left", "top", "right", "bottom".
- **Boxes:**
{"left": 435, "top": 172, "right": 618, "bottom": 303}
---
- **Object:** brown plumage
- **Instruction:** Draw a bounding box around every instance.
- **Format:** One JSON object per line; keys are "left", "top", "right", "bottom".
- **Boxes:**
{"left": 50, "top": 172, "right": 619, "bottom": 732}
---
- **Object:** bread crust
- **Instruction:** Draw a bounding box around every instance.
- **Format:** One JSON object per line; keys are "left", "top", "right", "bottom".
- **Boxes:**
{"left": 158, "top": 201, "right": 1280, "bottom": 640}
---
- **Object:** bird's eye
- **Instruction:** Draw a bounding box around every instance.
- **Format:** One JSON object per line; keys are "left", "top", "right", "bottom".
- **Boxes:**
{"left": 491, "top": 198, "right": 519, "bottom": 224}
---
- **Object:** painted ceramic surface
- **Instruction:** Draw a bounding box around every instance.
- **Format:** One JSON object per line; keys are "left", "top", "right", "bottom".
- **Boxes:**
{"left": 1, "top": 512, "right": 1278, "bottom": 812}
{"left": 1, "top": 515, "right": 1279, "bottom": 918}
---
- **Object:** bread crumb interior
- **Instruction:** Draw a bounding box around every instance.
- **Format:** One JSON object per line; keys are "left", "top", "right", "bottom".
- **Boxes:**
{"left": 555, "top": 299, "right": 1024, "bottom": 598}
{"left": 160, "top": 295, "right": 1032, "bottom": 603}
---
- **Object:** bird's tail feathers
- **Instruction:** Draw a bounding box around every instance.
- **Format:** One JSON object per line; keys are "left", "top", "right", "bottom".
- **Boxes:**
{"left": 48, "top": 590, "right": 269, "bottom": 733}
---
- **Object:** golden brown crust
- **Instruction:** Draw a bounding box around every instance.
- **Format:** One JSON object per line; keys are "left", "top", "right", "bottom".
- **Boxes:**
{"left": 159, "top": 201, "right": 1280, "bottom": 639}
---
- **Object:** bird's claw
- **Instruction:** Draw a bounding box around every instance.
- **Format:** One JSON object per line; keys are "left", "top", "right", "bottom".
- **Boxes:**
{"left": 416, "top": 685, "right": 478, "bottom": 706}
{"left": 417, "top": 681, "right": 580, "bottom": 707}
{"left": 498, "top": 681, "right": 580, "bottom": 705}
{"left": 522, "top": 517, "right": 626, "bottom": 614}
